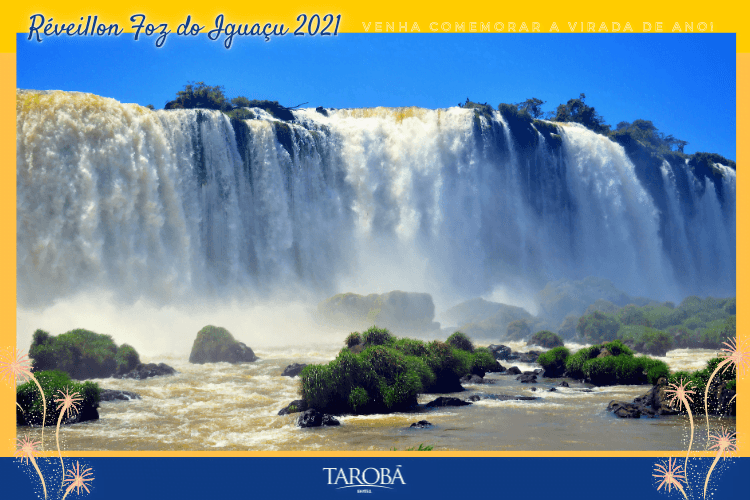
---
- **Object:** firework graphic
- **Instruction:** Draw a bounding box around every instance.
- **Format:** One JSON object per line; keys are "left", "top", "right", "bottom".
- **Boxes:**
{"left": 61, "top": 461, "right": 94, "bottom": 500}
{"left": 653, "top": 457, "right": 689, "bottom": 500}
{"left": 703, "top": 336, "right": 747, "bottom": 440}
{"left": 703, "top": 427, "right": 737, "bottom": 499}
{"left": 1, "top": 346, "right": 48, "bottom": 447}
{"left": 664, "top": 378, "right": 696, "bottom": 476}
{"left": 15, "top": 434, "right": 48, "bottom": 500}
{"left": 54, "top": 387, "right": 84, "bottom": 486}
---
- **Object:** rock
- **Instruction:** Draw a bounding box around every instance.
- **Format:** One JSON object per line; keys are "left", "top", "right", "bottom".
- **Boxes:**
{"left": 488, "top": 344, "right": 513, "bottom": 360}
{"left": 486, "top": 361, "right": 506, "bottom": 373}
{"left": 410, "top": 420, "right": 432, "bottom": 428}
{"left": 548, "top": 387, "right": 557, "bottom": 392}
{"left": 281, "top": 363, "right": 307, "bottom": 377}
{"left": 527, "top": 330, "right": 564, "bottom": 348}
{"left": 189, "top": 325, "right": 258, "bottom": 364}
{"left": 530, "top": 387, "right": 537, "bottom": 391}
{"left": 716, "top": 381, "right": 737, "bottom": 416}
{"left": 467, "top": 393, "right": 538, "bottom": 402}
{"left": 517, "top": 373, "right": 538, "bottom": 383}
{"left": 315, "top": 106, "right": 328, "bottom": 116}
{"left": 596, "top": 347, "right": 611, "bottom": 358}
{"left": 116, "top": 362, "right": 176, "bottom": 380}
{"left": 607, "top": 401, "right": 642, "bottom": 418}
{"left": 298, "top": 409, "right": 340, "bottom": 428}
{"left": 506, "top": 366, "right": 522, "bottom": 375}
{"left": 100, "top": 389, "right": 141, "bottom": 402}
{"left": 460, "top": 374, "right": 485, "bottom": 384}
{"left": 278, "top": 399, "right": 309, "bottom": 416}
{"left": 632, "top": 377, "right": 679, "bottom": 416}
{"left": 317, "top": 291, "right": 440, "bottom": 332}
{"left": 425, "top": 397, "right": 472, "bottom": 407}
{"left": 518, "top": 351, "right": 541, "bottom": 363}
{"left": 558, "top": 381, "right": 570, "bottom": 387}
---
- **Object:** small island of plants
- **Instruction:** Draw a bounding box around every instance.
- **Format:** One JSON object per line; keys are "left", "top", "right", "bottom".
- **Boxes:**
{"left": 299, "top": 327, "right": 496, "bottom": 415}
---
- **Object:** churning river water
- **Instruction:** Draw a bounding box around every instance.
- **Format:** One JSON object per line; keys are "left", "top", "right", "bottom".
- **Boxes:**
{"left": 20, "top": 342, "right": 735, "bottom": 452}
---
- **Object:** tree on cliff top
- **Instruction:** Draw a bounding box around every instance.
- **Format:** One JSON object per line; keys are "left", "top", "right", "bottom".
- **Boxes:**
{"left": 165, "top": 81, "right": 232, "bottom": 111}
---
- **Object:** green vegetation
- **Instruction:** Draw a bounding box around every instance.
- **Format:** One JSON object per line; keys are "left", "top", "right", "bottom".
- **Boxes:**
{"left": 668, "top": 357, "right": 737, "bottom": 415}
{"left": 164, "top": 81, "right": 233, "bottom": 111}
{"left": 164, "top": 81, "right": 296, "bottom": 121}
{"left": 29, "top": 328, "right": 138, "bottom": 379}
{"left": 573, "top": 296, "right": 735, "bottom": 354}
{"left": 536, "top": 346, "right": 570, "bottom": 377}
{"left": 114, "top": 344, "right": 140, "bottom": 374}
{"left": 16, "top": 370, "right": 100, "bottom": 426}
{"left": 558, "top": 339, "right": 669, "bottom": 385}
{"left": 345, "top": 332, "right": 362, "bottom": 348}
{"left": 391, "top": 444, "right": 434, "bottom": 451}
{"left": 299, "top": 328, "right": 494, "bottom": 414}
{"left": 528, "top": 330, "right": 564, "bottom": 348}
{"left": 447, "top": 332, "right": 474, "bottom": 352}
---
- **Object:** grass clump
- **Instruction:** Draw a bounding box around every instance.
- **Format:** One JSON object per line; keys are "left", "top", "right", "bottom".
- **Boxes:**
{"left": 446, "top": 332, "right": 474, "bottom": 352}
{"left": 562, "top": 339, "right": 668, "bottom": 385}
{"left": 17, "top": 370, "right": 100, "bottom": 426}
{"left": 537, "top": 346, "right": 570, "bottom": 377}
{"left": 300, "top": 327, "right": 491, "bottom": 414}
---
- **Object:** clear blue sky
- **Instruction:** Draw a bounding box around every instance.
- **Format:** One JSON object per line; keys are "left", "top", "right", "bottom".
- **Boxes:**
{"left": 17, "top": 33, "right": 736, "bottom": 160}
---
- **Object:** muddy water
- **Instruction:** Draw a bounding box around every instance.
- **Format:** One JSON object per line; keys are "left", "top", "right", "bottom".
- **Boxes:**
{"left": 22, "top": 343, "right": 735, "bottom": 452}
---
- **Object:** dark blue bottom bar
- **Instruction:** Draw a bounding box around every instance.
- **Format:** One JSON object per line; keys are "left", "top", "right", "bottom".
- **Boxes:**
{"left": 3, "top": 456, "right": 747, "bottom": 499}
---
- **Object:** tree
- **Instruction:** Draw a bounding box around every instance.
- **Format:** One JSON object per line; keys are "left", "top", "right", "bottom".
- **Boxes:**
{"left": 553, "top": 93, "right": 610, "bottom": 134}
{"left": 515, "top": 98, "right": 546, "bottom": 119}
{"left": 164, "top": 81, "right": 232, "bottom": 111}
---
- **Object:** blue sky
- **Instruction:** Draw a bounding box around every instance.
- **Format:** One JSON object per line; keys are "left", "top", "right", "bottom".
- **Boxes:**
{"left": 17, "top": 33, "right": 736, "bottom": 160}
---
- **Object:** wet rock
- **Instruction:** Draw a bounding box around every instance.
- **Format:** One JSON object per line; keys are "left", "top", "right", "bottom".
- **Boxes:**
{"left": 425, "top": 397, "right": 472, "bottom": 407}
{"left": 460, "top": 374, "right": 485, "bottom": 384}
{"left": 189, "top": 325, "right": 258, "bottom": 364}
{"left": 467, "top": 393, "right": 538, "bottom": 402}
{"left": 516, "top": 373, "right": 537, "bottom": 383}
{"left": 315, "top": 106, "right": 329, "bottom": 116}
{"left": 278, "top": 399, "right": 309, "bottom": 416}
{"left": 517, "top": 351, "right": 541, "bottom": 363}
{"left": 558, "top": 381, "right": 570, "bottom": 387}
{"left": 488, "top": 344, "right": 513, "bottom": 360}
{"left": 281, "top": 363, "right": 307, "bottom": 377}
{"left": 486, "top": 361, "right": 506, "bottom": 373}
{"left": 298, "top": 408, "right": 340, "bottom": 428}
{"left": 548, "top": 387, "right": 557, "bottom": 392}
{"left": 530, "top": 387, "right": 537, "bottom": 391}
{"left": 116, "top": 362, "right": 176, "bottom": 380}
{"left": 607, "top": 401, "right": 641, "bottom": 418}
{"left": 100, "top": 389, "right": 141, "bottom": 402}
{"left": 506, "top": 366, "right": 522, "bottom": 375}
{"left": 410, "top": 420, "right": 433, "bottom": 428}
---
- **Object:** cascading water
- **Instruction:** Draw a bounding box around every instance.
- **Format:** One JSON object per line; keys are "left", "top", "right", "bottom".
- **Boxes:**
{"left": 16, "top": 90, "right": 736, "bottom": 310}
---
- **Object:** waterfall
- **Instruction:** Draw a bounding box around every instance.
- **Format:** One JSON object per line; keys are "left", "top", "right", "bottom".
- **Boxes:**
{"left": 16, "top": 90, "right": 736, "bottom": 308}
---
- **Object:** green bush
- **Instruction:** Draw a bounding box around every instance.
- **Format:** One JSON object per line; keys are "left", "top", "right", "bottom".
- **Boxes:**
{"left": 16, "top": 370, "right": 100, "bottom": 426}
{"left": 345, "top": 332, "right": 362, "bottom": 348}
{"left": 447, "top": 332, "right": 474, "bottom": 352}
{"left": 537, "top": 346, "right": 570, "bottom": 377}
{"left": 563, "top": 340, "right": 665, "bottom": 385}
{"left": 362, "top": 326, "right": 395, "bottom": 347}
{"left": 529, "top": 330, "right": 564, "bottom": 348}
{"left": 300, "top": 329, "right": 488, "bottom": 414}
{"left": 115, "top": 344, "right": 140, "bottom": 374}
{"left": 29, "top": 328, "right": 132, "bottom": 379}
